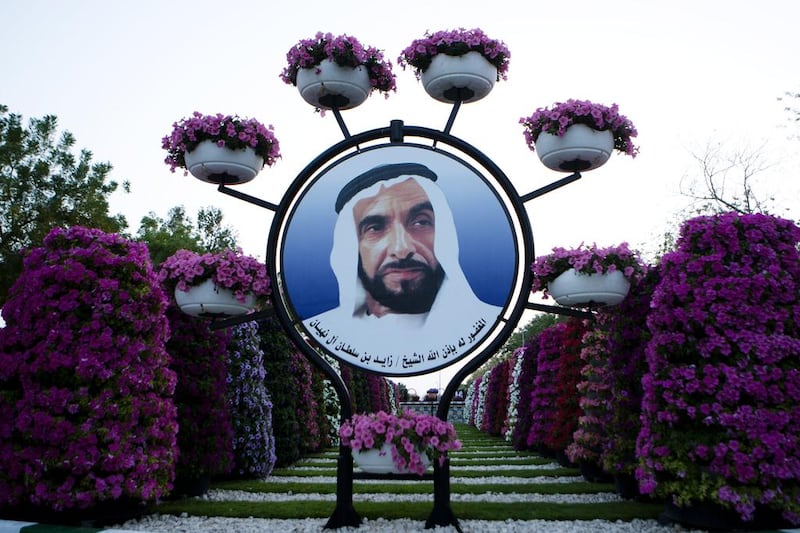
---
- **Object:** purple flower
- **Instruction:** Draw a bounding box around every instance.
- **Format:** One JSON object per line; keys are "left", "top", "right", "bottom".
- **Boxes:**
{"left": 520, "top": 99, "right": 639, "bottom": 157}
{"left": 636, "top": 212, "right": 800, "bottom": 525}
{"left": 0, "top": 226, "right": 177, "bottom": 510}
{"left": 279, "top": 32, "right": 396, "bottom": 95}
{"left": 159, "top": 248, "right": 271, "bottom": 307}
{"left": 531, "top": 242, "right": 647, "bottom": 296}
{"left": 398, "top": 28, "right": 510, "bottom": 80}
{"left": 162, "top": 112, "right": 281, "bottom": 174}
{"left": 340, "top": 410, "right": 461, "bottom": 475}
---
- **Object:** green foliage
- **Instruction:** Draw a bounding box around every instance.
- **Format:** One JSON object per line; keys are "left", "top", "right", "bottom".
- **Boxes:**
{"left": 0, "top": 104, "right": 127, "bottom": 304}
{"left": 136, "top": 205, "right": 238, "bottom": 266}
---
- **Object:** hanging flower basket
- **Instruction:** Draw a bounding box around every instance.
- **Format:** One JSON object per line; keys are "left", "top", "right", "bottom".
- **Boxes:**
{"left": 520, "top": 99, "right": 638, "bottom": 172}
{"left": 531, "top": 242, "right": 646, "bottom": 307}
{"left": 399, "top": 28, "right": 510, "bottom": 104}
{"left": 158, "top": 249, "right": 271, "bottom": 319}
{"left": 547, "top": 268, "right": 631, "bottom": 307}
{"left": 162, "top": 112, "right": 281, "bottom": 185}
{"left": 420, "top": 51, "right": 498, "bottom": 103}
{"left": 280, "top": 32, "right": 396, "bottom": 110}
{"left": 294, "top": 59, "right": 372, "bottom": 110}
{"left": 339, "top": 410, "right": 461, "bottom": 476}
{"left": 354, "top": 443, "right": 431, "bottom": 474}
{"left": 173, "top": 278, "right": 256, "bottom": 318}
{"left": 533, "top": 124, "right": 615, "bottom": 172}
{"left": 182, "top": 140, "right": 264, "bottom": 185}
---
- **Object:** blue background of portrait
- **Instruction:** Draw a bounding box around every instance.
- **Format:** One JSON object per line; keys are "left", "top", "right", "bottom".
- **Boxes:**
{"left": 281, "top": 145, "right": 518, "bottom": 320}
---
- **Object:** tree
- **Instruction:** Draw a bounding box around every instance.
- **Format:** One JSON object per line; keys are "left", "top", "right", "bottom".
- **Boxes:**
{"left": 779, "top": 90, "right": 799, "bottom": 126}
{"left": 0, "top": 105, "right": 127, "bottom": 305}
{"left": 497, "top": 313, "right": 561, "bottom": 361}
{"left": 135, "top": 205, "right": 238, "bottom": 266}
{"left": 679, "top": 140, "right": 776, "bottom": 216}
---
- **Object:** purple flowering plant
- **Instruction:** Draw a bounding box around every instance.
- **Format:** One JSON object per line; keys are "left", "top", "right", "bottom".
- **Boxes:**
{"left": 531, "top": 242, "right": 646, "bottom": 298}
{"left": 226, "top": 322, "right": 276, "bottom": 478}
{"left": 339, "top": 410, "right": 462, "bottom": 476}
{"left": 526, "top": 322, "right": 567, "bottom": 453}
{"left": 162, "top": 112, "right": 281, "bottom": 174}
{"left": 566, "top": 324, "right": 612, "bottom": 465}
{"left": 166, "top": 306, "right": 234, "bottom": 482}
{"left": 158, "top": 248, "right": 271, "bottom": 307}
{"left": 279, "top": 32, "right": 396, "bottom": 95}
{"left": 398, "top": 27, "right": 510, "bottom": 80}
{"left": 600, "top": 268, "right": 659, "bottom": 478}
{"left": 0, "top": 226, "right": 177, "bottom": 511}
{"left": 635, "top": 212, "right": 800, "bottom": 525}
{"left": 481, "top": 359, "right": 512, "bottom": 436}
{"left": 520, "top": 99, "right": 639, "bottom": 157}
{"left": 291, "top": 350, "right": 323, "bottom": 453}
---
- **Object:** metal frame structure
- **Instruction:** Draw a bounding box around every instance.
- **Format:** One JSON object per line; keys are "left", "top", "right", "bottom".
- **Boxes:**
{"left": 210, "top": 98, "right": 591, "bottom": 531}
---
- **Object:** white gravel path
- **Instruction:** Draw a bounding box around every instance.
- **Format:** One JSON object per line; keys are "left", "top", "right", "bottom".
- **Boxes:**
{"left": 262, "top": 475, "right": 587, "bottom": 484}
{"left": 196, "top": 488, "right": 625, "bottom": 504}
{"left": 120, "top": 514, "right": 709, "bottom": 532}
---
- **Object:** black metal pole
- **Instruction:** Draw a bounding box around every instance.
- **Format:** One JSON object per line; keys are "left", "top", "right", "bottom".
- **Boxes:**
{"left": 520, "top": 172, "right": 582, "bottom": 203}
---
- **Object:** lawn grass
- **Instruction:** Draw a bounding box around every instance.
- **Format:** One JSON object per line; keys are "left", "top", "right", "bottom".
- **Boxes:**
{"left": 211, "top": 479, "right": 614, "bottom": 495}
{"left": 271, "top": 467, "right": 580, "bottom": 478}
{"left": 150, "top": 499, "right": 664, "bottom": 522}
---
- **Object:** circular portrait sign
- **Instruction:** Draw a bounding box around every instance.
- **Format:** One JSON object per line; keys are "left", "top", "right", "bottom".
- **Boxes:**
{"left": 275, "top": 143, "right": 525, "bottom": 376}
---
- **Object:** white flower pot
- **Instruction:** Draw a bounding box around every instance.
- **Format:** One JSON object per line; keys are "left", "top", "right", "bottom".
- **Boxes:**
{"left": 354, "top": 443, "right": 431, "bottom": 474}
{"left": 547, "top": 268, "right": 630, "bottom": 307}
{"left": 183, "top": 140, "right": 264, "bottom": 185}
{"left": 421, "top": 51, "right": 497, "bottom": 103}
{"left": 535, "top": 124, "right": 615, "bottom": 172}
{"left": 174, "top": 278, "right": 256, "bottom": 318}
{"left": 295, "top": 60, "right": 372, "bottom": 110}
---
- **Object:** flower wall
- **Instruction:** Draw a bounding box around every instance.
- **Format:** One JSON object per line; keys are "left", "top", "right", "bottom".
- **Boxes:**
{"left": 509, "top": 341, "right": 538, "bottom": 450}
{"left": 503, "top": 349, "right": 524, "bottom": 442}
{"left": 566, "top": 322, "right": 611, "bottom": 466}
{"left": 260, "top": 317, "right": 303, "bottom": 467}
{"left": 0, "top": 226, "right": 177, "bottom": 511}
{"left": 226, "top": 322, "right": 276, "bottom": 478}
{"left": 165, "top": 305, "right": 234, "bottom": 481}
{"left": 636, "top": 213, "right": 800, "bottom": 524}
{"left": 526, "top": 319, "right": 586, "bottom": 455}
{"left": 601, "top": 268, "right": 659, "bottom": 478}
{"left": 291, "top": 349, "right": 323, "bottom": 453}
{"left": 480, "top": 357, "right": 512, "bottom": 436}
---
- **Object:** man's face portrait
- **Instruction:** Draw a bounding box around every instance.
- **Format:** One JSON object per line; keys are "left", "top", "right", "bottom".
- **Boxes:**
{"left": 352, "top": 177, "right": 445, "bottom": 315}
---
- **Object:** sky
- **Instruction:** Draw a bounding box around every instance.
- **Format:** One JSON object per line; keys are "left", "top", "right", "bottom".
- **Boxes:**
{"left": 3, "top": 0, "right": 799, "bottom": 396}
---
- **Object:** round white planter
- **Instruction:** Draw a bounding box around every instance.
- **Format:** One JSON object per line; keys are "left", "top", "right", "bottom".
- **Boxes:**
{"left": 535, "top": 124, "right": 615, "bottom": 172}
{"left": 421, "top": 51, "right": 497, "bottom": 103}
{"left": 354, "top": 444, "right": 431, "bottom": 474}
{"left": 295, "top": 60, "right": 372, "bottom": 110}
{"left": 183, "top": 140, "right": 264, "bottom": 185}
{"left": 547, "top": 268, "right": 631, "bottom": 307}
{"left": 174, "top": 278, "right": 256, "bottom": 318}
